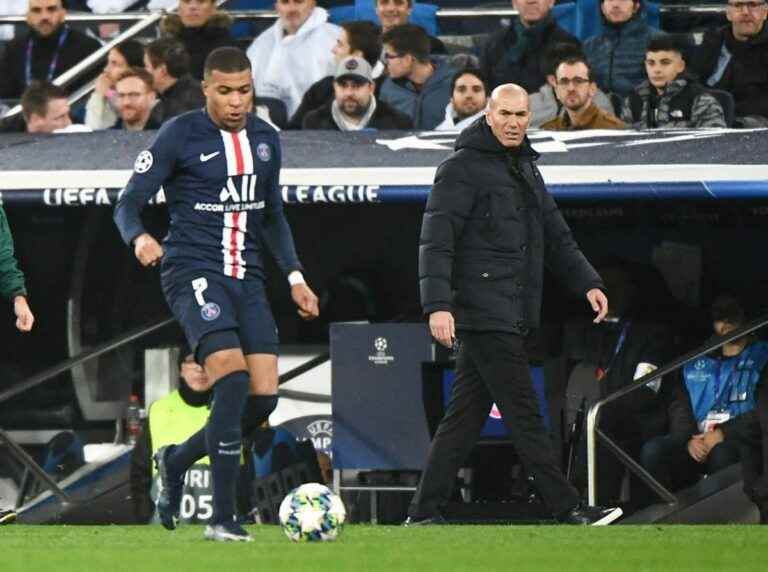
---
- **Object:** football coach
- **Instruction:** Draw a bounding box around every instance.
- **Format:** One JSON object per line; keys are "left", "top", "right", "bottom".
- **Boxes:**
{"left": 407, "top": 84, "right": 621, "bottom": 526}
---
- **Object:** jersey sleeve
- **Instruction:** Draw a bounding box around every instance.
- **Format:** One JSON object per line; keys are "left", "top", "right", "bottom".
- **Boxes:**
{"left": 113, "top": 120, "right": 182, "bottom": 246}
{"left": 260, "top": 134, "right": 303, "bottom": 275}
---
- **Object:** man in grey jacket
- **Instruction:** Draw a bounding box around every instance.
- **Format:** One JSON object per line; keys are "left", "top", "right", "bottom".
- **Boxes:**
{"left": 406, "top": 84, "right": 622, "bottom": 527}
{"left": 379, "top": 24, "right": 456, "bottom": 129}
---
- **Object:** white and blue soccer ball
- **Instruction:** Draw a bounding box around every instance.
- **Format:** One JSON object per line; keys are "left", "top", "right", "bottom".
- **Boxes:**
{"left": 278, "top": 482, "right": 346, "bottom": 542}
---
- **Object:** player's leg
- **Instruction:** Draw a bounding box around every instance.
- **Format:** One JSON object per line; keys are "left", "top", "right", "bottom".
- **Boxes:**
{"left": 407, "top": 334, "right": 492, "bottom": 523}
{"left": 239, "top": 279, "right": 281, "bottom": 440}
{"left": 242, "top": 354, "right": 279, "bottom": 439}
{"left": 200, "top": 344, "right": 253, "bottom": 541}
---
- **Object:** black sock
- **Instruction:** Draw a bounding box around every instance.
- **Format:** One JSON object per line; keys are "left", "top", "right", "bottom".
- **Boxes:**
{"left": 206, "top": 370, "right": 250, "bottom": 524}
{"left": 241, "top": 394, "right": 279, "bottom": 440}
{"left": 166, "top": 428, "right": 207, "bottom": 479}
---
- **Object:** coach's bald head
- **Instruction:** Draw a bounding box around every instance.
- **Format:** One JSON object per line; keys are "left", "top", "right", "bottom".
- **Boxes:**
{"left": 486, "top": 84, "right": 531, "bottom": 148}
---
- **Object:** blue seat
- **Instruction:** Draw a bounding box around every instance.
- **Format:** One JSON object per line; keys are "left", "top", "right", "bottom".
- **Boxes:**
{"left": 329, "top": 0, "right": 440, "bottom": 37}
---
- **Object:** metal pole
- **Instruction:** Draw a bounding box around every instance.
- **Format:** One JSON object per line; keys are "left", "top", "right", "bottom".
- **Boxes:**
{"left": 0, "top": 429, "right": 72, "bottom": 505}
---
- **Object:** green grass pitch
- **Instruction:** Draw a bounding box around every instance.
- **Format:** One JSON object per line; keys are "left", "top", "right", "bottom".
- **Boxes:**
{"left": 2, "top": 524, "right": 765, "bottom": 571}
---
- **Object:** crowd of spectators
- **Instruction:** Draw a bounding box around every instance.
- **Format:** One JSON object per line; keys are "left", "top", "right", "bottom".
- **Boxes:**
{"left": 0, "top": 0, "right": 765, "bottom": 132}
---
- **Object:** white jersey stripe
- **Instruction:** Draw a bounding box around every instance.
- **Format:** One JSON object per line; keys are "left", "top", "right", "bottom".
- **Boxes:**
{"left": 220, "top": 130, "right": 239, "bottom": 176}
{"left": 221, "top": 211, "right": 248, "bottom": 279}
{"left": 237, "top": 129, "right": 254, "bottom": 174}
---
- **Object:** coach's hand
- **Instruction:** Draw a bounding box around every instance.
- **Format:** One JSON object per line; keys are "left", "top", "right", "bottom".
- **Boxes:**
{"left": 587, "top": 288, "right": 609, "bottom": 324}
{"left": 429, "top": 311, "right": 455, "bottom": 348}
{"left": 14, "top": 295, "right": 34, "bottom": 332}
{"left": 134, "top": 233, "right": 163, "bottom": 267}
{"left": 292, "top": 283, "right": 319, "bottom": 320}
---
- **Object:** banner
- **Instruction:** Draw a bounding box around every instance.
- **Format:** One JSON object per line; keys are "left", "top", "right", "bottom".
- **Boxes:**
{"left": 1, "top": 128, "right": 766, "bottom": 206}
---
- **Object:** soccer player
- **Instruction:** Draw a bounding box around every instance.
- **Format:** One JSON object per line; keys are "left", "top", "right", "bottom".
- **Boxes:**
{"left": 114, "top": 47, "right": 319, "bottom": 542}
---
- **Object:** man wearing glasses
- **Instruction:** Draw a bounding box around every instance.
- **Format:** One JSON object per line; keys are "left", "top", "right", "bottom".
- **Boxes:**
{"left": 690, "top": 0, "right": 768, "bottom": 126}
{"left": 540, "top": 56, "right": 625, "bottom": 130}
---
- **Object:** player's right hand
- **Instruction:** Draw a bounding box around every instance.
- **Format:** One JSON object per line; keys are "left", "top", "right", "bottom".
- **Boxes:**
{"left": 134, "top": 233, "right": 164, "bottom": 267}
{"left": 429, "top": 311, "right": 455, "bottom": 348}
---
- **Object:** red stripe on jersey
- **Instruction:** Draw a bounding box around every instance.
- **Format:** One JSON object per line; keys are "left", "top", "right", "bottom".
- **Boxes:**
{"left": 230, "top": 132, "right": 245, "bottom": 175}
{"left": 229, "top": 211, "right": 241, "bottom": 277}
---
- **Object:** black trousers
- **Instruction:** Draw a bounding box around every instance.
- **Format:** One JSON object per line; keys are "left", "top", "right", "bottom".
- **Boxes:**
{"left": 408, "top": 330, "right": 580, "bottom": 518}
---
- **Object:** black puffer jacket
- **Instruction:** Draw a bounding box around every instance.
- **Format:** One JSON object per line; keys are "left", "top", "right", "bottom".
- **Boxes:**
{"left": 419, "top": 119, "right": 603, "bottom": 335}
{"left": 161, "top": 13, "right": 237, "bottom": 80}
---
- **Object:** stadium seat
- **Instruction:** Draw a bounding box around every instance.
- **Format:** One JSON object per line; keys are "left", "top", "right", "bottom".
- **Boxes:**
{"left": 707, "top": 88, "right": 735, "bottom": 128}
{"left": 255, "top": 96, "right": 288, "bottom": 129}
{"left": 328, "top": 0, "right": 440, "bottom": 37}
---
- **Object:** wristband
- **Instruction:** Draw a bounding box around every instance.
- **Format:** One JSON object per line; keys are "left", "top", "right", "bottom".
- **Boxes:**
{"left": 288, "top": 271, "right": 305, "bottom": 286}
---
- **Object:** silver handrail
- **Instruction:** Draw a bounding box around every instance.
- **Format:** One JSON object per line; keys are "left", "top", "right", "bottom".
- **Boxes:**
{"left": 586, "top": 313, "right": 768, "bottom": 506}
{"left": 1, "top": 11, "right": 163, "bottom": 120}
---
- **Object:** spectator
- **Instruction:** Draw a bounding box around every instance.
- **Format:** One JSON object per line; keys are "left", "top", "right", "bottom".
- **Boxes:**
{"left": 84, "top": 40, "right": 144, "bottom": 130}
{"left": 130, "top": 353, "right": 215, "bottom": 524}
{"left": 302, "top": 55, "right": 412, "bottom": 130}
{"left": 288, "top": 20, "right": 382, "bottom": 130}
{"left": 379, "top": 24, "right": 456, "bottom": 130}
{"left": 246, "top": 0, "right": 341, "bottom": 117}
{"left": 689, "top": 0, "right": 768, "bottom": 127}
{"left": 376, "top": 0, "right": 446, "bottom": 54}
{"left": 582, "top": 0, "right": 664, "bottom": 98}
{"left": 638, "top": 296, "right": 767, "bottom": 506}
{"left": 160, "top": 0, "right": 236, "bottom": 81}
{"left": 144, "top": 38, "right": 205, "bottom": 124}
{"left": 113, "top": 67, "right": 160, "bottom": 131}
{"left": 479, "top": 0, "right": 579, "bottom": 93}
{"left": 0, "top": 0, "right": 102, "bottom": 100}
{"left": 705, "top": 365, "right": 768, "bottom": 523}
{"left": 435, "top": 68, "right": 487, "bottom": 131}
{"left": 529, "top": 42, "right": 615, "bottom": 128}
{"left": 541, "top": 56, "right": 625, "bottom": 130}
{"left": 622, "top": 37, "right": 726, "bottom": 128}
{"left": 22, "top": 80, "right": 81, "bottom": 133}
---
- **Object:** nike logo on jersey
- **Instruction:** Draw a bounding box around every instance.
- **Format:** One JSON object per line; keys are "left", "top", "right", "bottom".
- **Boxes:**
{"left": 200, "top": 151, "right": 220, "bottom": 162}
{"left": 218, "top": 440, "right": 240, "bottom": 447}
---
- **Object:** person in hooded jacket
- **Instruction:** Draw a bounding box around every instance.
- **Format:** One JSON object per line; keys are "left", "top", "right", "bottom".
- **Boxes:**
{"left": 160, "top": 0, "right": 237, "bottom": 81}
{"left": 246, "top": 0, "right": 341, "bottom": 118}
{"left": 406, "top": 84, "right": 622, "bottom": 527}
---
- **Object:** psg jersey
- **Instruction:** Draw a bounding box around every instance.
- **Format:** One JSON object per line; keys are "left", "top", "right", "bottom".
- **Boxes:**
{"left": 114, "top": 109, "right": 301, "bottom": 281}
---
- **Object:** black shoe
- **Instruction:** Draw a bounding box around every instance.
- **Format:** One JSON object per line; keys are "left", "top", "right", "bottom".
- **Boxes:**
{"left": 153, "top": 445, "right": 184, "bottom": 530}
{"left": 0, "top": 509, "right": 16, "bottom": 525}
{"left": 403, "top": 515, "right": 447, "bottom": 526}
{"left": 559, "top": 502, "right": 623, "bottom": 526}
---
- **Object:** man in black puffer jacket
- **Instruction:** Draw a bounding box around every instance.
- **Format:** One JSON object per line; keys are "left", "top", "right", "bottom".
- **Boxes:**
{"left": 406, "top": 84, "right": 622, "bottom": 527}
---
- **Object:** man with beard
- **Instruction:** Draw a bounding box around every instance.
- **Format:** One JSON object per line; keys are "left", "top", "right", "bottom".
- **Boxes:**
{"left": 541, "top": 57, "right": 624, "bottom": 130}
{"left": 435, "top": 69, "right": 488, "bottom": 131}
{"left": 690, "top": 0, "right": 768, "bottom": 126}
{"left": 0, "top": 0, "right": 101, "bottom": 100}
{"left": 113, "top": 68, "right": 160, "bottom": 131}
{"left": 376, "top": 0, "right": 446, "bottom": 54}
{"left": 303, "top": 56, "right": 411, "bottom": 130}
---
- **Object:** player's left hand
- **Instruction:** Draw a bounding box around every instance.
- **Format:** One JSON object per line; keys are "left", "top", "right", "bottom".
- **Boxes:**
{"left": 291, "top": 283, "right": 319, "bottom": 320}
{"left": 586, "top": 288, "right": 609, "bottom": 324}
{"left": 13, "top": 295, "right": 34, "bottom": 332}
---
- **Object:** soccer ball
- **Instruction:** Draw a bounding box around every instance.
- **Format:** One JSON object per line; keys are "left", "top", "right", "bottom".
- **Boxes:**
{"left": 278, "top": 482, "right": 346, "bottom": 542}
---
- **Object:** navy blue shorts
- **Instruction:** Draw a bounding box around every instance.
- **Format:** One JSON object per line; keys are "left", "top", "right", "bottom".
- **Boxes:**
{"left": 163, "top": 270, "right": 279, "bottom": 362}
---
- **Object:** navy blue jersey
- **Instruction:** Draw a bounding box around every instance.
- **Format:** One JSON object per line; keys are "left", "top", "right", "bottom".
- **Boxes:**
{"left": 114, "top": 110, "right": 302, "bottom": 281}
